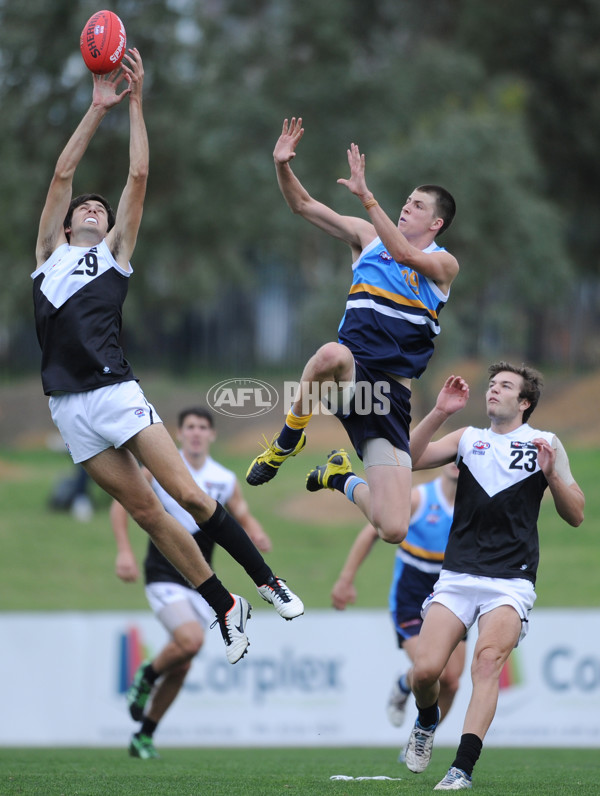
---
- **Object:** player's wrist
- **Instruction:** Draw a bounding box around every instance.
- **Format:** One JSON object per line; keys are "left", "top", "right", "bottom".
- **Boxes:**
{"left": 362, "top": 195, "right": 378, "bottom": 210}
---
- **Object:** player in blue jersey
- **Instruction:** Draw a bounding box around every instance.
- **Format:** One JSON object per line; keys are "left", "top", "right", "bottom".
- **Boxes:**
{"left": 111, "top": 407, "right": 272, "bottom": 759}
{"left": 33, "top": 54, "right": 302, "bottom": 667}
{"left": 402, "top": 366, "right": 584, "bottom": 790}
{"left": 331, "top": 464, "right": 465, "bottom": 735}
{"left": 247, "top": 117, "right": 458, "bottom": 547}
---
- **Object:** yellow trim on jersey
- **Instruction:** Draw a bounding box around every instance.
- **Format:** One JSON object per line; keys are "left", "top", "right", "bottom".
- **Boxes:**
{"left": 348, "top": 282, "right": 438, "bottom": 319}
{"left": 400, "top": 539, "right": 445, "bottom": 562}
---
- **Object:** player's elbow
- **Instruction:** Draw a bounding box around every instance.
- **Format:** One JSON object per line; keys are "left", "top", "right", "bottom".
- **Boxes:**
{"left": 568, "top": 509, "right": 584, "bottom": 527}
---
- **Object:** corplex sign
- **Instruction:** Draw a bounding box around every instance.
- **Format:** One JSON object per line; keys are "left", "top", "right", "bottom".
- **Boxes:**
{"left": 182, "top": 649, "right": 344, "bottom": 702}
{"left": 543, "top": 647, "right": 600, "bottom": 692}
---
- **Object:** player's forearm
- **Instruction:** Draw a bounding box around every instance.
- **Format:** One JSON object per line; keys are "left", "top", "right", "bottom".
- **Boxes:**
{"left": 110, "top": 501, "right": 134, "bottom": 552}
{"left": 547, "top": 476, "right": 585, "bottom": 527}
{"left": 275, "top": 161, "right": 312, "bottom": 214}
{"left": 128, "top": 98, "right": 149, "bottom": 182}
{"left": 410, "top": 408, "right": 450, "bottom": 468}
{"left": 337, "top": 526, "right": 379, "bottom": 582}
{"left": 54, "top": 104, "right": 108, "bottom": 180}
{"left": 362, "top": 198, "right": 413, "bottom": 263}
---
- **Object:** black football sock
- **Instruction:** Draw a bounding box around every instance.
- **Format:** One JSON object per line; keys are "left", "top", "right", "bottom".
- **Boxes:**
{"left": 200, "top": 502, "right": 272, "bottom": 586}
{"left": 140, "top": 718, "right": 158, "bottom": 738}
{"left": 196, "top": 573, "right": 234, "bottom": 618}
{"left": 329, "top": 472, "right": 353, "bottom": 492}
{"left": 451, "top": 733, "right": 482, "bottom": 777}
{"left": 416, "top": 700, "right": 439, "bottom": 729}
{"left": 142, "top": 662, "right": 160, "bottom": 685}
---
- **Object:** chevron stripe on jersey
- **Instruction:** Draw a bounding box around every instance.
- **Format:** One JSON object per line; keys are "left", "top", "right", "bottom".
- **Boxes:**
{"left": 444, "top": 424, "right": 554, "bottom": 583}
{"left": 337, "top": 237, "right": 450, "bottom": 378}
{"left": 31, "top": 241, "right": 135, "bottom": 394}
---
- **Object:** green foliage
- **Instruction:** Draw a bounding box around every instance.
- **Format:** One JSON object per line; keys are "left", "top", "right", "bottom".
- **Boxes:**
{"left": 0, "top": 0, "right": 597, "bottom": 369}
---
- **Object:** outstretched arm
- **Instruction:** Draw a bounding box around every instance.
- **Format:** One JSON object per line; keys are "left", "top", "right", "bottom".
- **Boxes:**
{"left": 337, "top": 143, "right": 459, "bottom": 292}
{"left": 410, "top": 375, "right": 470, "bottom": 469}
{"left": 35, "top": 68, "right": 132, "bottom": 266}
{"left": 274, "top": 117, "right": 374, "bottom": 256}
{"left": 106, "top": 48, "right": 148, "bottom": 269}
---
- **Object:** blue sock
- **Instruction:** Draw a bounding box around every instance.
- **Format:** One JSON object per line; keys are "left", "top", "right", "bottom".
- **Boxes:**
{"left": 343, "top": 475, "right": 367, "bottom": 503}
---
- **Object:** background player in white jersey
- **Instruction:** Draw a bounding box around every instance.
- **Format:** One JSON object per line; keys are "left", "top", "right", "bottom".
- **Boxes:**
{"left": 247, "top": 117, "right": 458, "bottom": 548}
{"left": 111, "top": 407, "right": 272, "bottom": 759}
{"left": 402, "top": 364, "right": 585, "bottom": 790}
{"left": 32, "top": 52, "right": 302, "bottom": 667}
{"left": 331, "top": 464, "right": 465, "bottom": 739}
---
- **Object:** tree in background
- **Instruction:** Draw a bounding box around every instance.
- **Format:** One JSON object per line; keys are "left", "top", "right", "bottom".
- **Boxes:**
{"left": 0, "top": 0, "right": 595, "bottom": 373}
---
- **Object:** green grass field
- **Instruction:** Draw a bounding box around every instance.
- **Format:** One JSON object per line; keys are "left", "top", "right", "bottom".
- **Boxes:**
{"left": 0, "top": 443, "right": 598, "bottom": 611}
{"left": 1, "top": 747, "right": 598, "bottom": 795}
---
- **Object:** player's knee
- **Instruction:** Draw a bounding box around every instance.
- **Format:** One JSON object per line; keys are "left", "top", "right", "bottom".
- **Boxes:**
{"left": 373, "top": 513, "right": 408, "bottom": 544}
{"left": 128, "top": 500, "right": 164, "bottom": 531}
{"left": 312, "top": 342, "right": 347, "bottom": 379}
{"left": 411, "top": 661, "right": 440, "bottom": 691}
{"left": 439, "top": 671, "right": 460, "bottom": 700}
{"left": 471, "top": 647, "right": 503, "bottom": 682}
{"left": 175, "top": 485, "right": 212, "bottom": 518}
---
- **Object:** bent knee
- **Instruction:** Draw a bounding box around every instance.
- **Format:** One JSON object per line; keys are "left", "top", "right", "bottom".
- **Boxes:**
{"left": 411, "top": 662, "right": 441, "bottom": 691}
{"left": 312, "top": 342, "right": 350, "bottom": 378}
{"left": 373, "top": 516, "right": 408, "bottom": 544}
{"left": 171, "top": 485, "right": 212, "bottom": 518}
{"left": 439, "top": 673, "right": 461, "bottom": 698}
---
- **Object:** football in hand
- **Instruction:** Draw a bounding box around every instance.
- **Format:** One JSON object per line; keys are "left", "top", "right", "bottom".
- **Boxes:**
{"left": 80, "top": 10, "right": 126, "bottom": 75}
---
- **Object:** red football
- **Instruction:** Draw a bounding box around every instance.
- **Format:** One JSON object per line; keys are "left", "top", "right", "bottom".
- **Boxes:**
{"left": 80, "top": 10, "right": 127, "bottom": 75}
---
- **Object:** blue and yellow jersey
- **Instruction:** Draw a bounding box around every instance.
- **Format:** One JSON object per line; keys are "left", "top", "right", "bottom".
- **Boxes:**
{"left": 388, "top": 478, "right": 453, "bottom": 614}
{"left": 338, "top": 237, "right": 450, "bottom": 378}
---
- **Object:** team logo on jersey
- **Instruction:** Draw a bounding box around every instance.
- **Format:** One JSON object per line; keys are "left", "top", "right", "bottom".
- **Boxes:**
{"left": 473, "top": 440, "right": 490, "bottom": 450}
{"left": 134, "top": 408, "right": 145, "bottom": 417}
{"left": 378, "top": 250, "right": 393, "bottom": 262}
{"left": 510, "top": 441, "right": 537, "bottom": 450}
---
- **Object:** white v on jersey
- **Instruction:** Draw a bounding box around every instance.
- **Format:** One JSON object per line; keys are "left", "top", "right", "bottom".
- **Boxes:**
{"left": 31, "top": 240, "right": 135, "bottom": 395}
{"left": 444, "top": 424, "right": 556, "bottom": 584}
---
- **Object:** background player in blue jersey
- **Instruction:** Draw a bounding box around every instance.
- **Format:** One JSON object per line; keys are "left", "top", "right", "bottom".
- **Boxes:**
{"left": 331, "top": 464, "right": 465, "bottom": 735}
{"left": 247, "top": 117, "right": 459, "bottom": 548}
{"left": 403, "top": 366, "right": 585, "bottom": 790}
{"left": 111, "top": 407, "right": 272, "bottom": 759}
{"left": 33, "top": 53, "right": 302, "bottom": 667}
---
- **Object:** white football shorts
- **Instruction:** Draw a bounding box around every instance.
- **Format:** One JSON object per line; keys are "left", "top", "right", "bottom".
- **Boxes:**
{"left": 421, "top": 569, "right": 536, "bottom": 646}
{"left": 49, "top": 380, "right": 162, "bottom": 464}
{"left": 145, "top": 581, "right": 215, "bottom": 634}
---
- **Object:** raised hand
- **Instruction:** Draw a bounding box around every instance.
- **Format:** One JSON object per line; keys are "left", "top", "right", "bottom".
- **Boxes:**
{"left": 91, "top": 64, "right": 131, "bottom": 109}
{"left": 337, "top": 142, "right": 369, "bottom": 198}
{"left": 120, "top": 47, "right": 144, "bottom": 100}
{"left": 532, "top": 437, "right": 556, "bottom": 477}
{"left": 435, "top": 375, "right": 470, "bottom": 417}
{"left": 274, "top": 117, "right": 304, "bottom": 165}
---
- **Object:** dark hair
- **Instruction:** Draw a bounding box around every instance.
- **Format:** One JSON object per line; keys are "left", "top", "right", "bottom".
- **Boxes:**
{"left": 416, "top": 184, "right": 456, "bottom": 236}
{"left": 177, "top": 406, "right": 215, "bottom": 429}
{"left": 488, "top": 361, "right": 544, "bottom": 423}
{"left": 63, "top": 194, "right": 115, "bottom": 242}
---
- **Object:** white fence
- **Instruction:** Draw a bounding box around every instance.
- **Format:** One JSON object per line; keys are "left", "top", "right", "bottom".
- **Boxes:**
{"left": 2, "top": 608, "right": 599, "bottom": 747}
